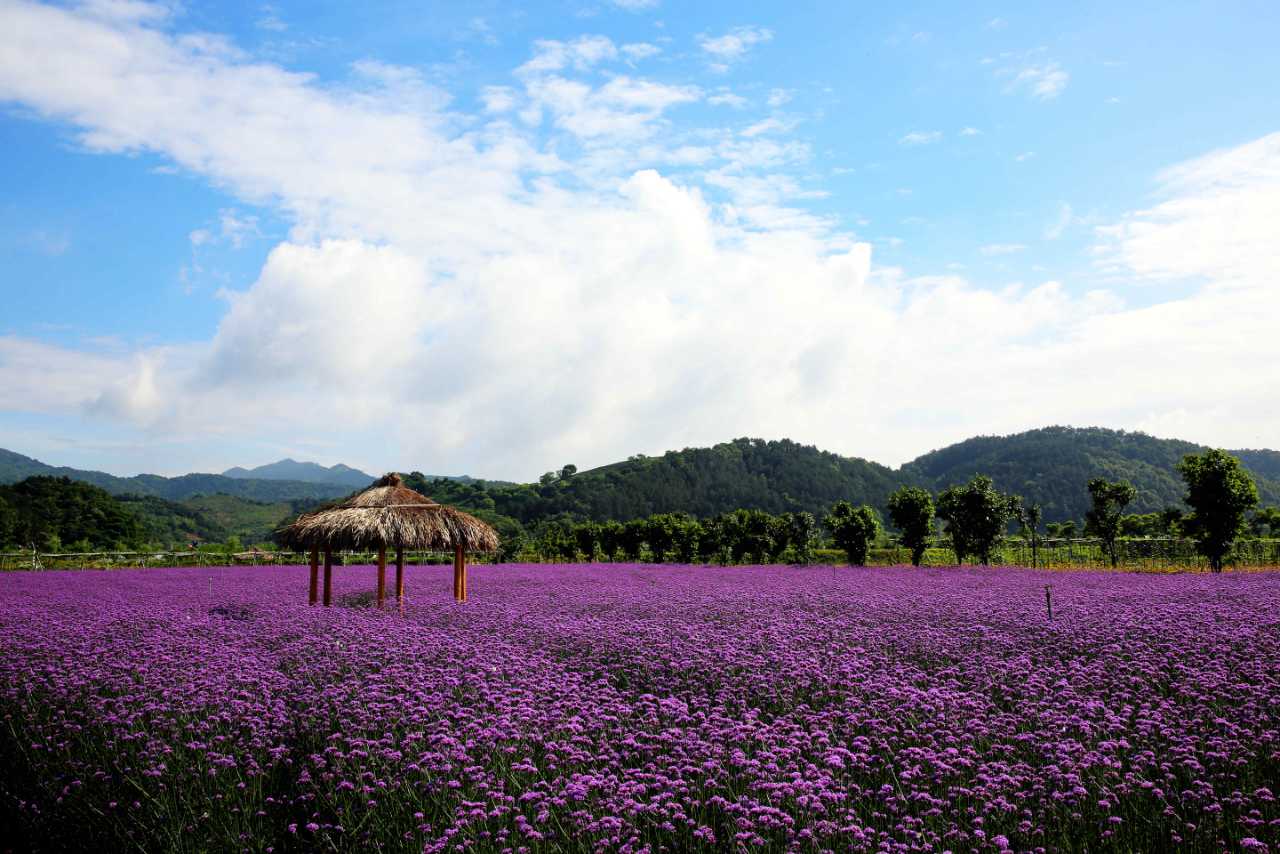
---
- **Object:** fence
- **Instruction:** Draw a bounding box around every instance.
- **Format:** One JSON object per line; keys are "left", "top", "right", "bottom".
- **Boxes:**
{"left": 4, "top": 538, "right": 1279, "bottom": 572}
{"left": 862, "top": 537, "right": 1280, "bottom": 571}
{"left": 0, "top": 549, "right": 498, "bottom": 572}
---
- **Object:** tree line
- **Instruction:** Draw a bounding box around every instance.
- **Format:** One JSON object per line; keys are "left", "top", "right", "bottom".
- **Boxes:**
{"left": 506, "top": 449, "right": 1267, "bottom": 573}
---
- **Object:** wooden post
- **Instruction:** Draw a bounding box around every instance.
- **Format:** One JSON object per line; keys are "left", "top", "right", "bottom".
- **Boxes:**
{"left": 323, "top": 548, "right": 333, "bottom": 606}
{"left": 377, "top": 546, "right": 387, "bottom": 609}
{"left": 308, "top": 548, "right": 319, "bottom": 605}
{"left": 1045, "top": 585, "right": 1053, "bottom": 621}
{"left": 395, "top": 546, "right": 405, "bottom": 605}
{"left": 454, "top": 545, "right": 467, "bottom": 602}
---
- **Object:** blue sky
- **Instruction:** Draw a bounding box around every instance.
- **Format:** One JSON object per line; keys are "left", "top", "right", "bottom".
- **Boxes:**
{"left": 1, "top": 0, "right": 1278, "bottom": 478}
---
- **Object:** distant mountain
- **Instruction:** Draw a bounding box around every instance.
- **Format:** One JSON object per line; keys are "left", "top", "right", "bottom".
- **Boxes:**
{"left": 5, "top": 426, "right": 1278, "bottom": 537}
{"left": 223, "top": 458, "right": 374, "bottom": 488}
{"left": 0, "top": 448, "right": 350, "bottom": 503}
{"left": 405, "top": 429, "right": 1279, "bottom": 529}
{"left": 900, "top": 426, "right": 1280, "bottom": 522}
{"left": 406, "top": 438, "right": 908, "bottom": 525}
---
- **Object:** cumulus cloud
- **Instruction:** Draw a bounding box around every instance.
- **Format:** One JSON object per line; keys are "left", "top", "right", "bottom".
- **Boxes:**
{"left": 1004, "top": 60, "right": 1069, "bottom": 100}
{"left": 899, "top": 130, "right": 942, "bottom": 146}
{"left": 0, "top": 1, "right": 1277, "bottom": 475}
{"left": 1094, "top": 131, "right": 1280, "bottom": 285}
{"left": 697, "top": 26, "right": 772, "bottom": 72}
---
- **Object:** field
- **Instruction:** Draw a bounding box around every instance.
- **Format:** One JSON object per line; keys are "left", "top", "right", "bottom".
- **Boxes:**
{"left": 1, "top": 564, "right": 1278, "bottom": 853}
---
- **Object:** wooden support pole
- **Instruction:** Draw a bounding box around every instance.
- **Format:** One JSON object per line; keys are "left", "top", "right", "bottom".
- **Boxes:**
{"left": 323, "top": 548, "right": 333, "bottom": 606}
{"left": 455, "top": 544, "right": 467, "bottom": 602}
{"left": 395, "top": 546, "right": 405, "bottom": 605}
{"left": 452, "top": 545, "right": 461, "bottom": 602}
{"left": 377, "top": 546, "right": 387, "bottom": 610}
{"left": 308, "top": 548, "right": 319, "bottom": 605}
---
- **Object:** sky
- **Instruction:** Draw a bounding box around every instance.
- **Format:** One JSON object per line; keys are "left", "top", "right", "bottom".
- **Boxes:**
{"left": 1, "top": 0, "right": 1278, "bottom": 480}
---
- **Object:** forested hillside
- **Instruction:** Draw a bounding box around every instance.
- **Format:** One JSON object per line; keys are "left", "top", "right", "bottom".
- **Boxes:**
{"left": 6, "top": 428, "right": 1279, "bottom": 548}
{"left": 902, "top": 426, "right": 1280, "bottom": 521}
{"left": 0, "top": 449, "right": 350, "bottom": 502}
{"left": 405, "top": 438, "right": 906, "bottom": 526}
{"left": 404, "top": 429, "right": 1280, "bottom": 530}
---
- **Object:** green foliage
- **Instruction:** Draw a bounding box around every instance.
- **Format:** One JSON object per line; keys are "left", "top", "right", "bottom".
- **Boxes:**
{"left": 0, "top": 476, "right": 144, "bottom": 550}
{"left": 619, "top": 519, "right": 646, "bottom": 561}
{"left": 824, "top": 501, "right": 880, "bottom": 566}
{"left": 887, "top": 486, "right": 934, "bottom": 567}
{"left": 1177, "top": 449, "right": 1259, "bottom": 572}
{"left": 1119, "top": 508, "right": 1184, "bottom": 538}
{"left": 572, "top": 521, "right": 600, "bottom": 561}
{"left": 780, "top": 511, "right": 817, "bottom": 564}
{"left": 1249, "top": 506, "right": 1280, "bottom": 537}
{"left": 671, "top": 515, "right": 702, "bottom": 563}
{"left": 1017, "top": 502, "right": 1042, "bottom": 568}
{"left": 598, "top": 521, "right": 624, "bottom": 561}
{"left": 1084, "top": 478, "right": 1138, "bottom": 567}
{"left": 936, "top": 475, "right": 1020, "bottom": 565}
{"left": 902, "top": 426, "right": 1280, "bottom": 522}
{"left": 642, "top": 514, "right": 679, "bottom": 562}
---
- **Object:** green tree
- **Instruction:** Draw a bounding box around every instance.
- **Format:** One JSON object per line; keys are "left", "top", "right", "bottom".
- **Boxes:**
{"left": 619, "top": 519, "right": 647, "bottom": 561}
{"left": 697, "top": 516, "right": 728, "bottom": 564}
{"left": 824, "top": 501, "right": 880, "bottom": 566}
{"left": 1084, "top": 478, "right": 1137, "bottom": 568}
{"left": 781, "top": 511, "right": 817, "bottom": 564}
{"left": 1177, "top": 449, "right": 1259, "bottom": 572}
{"left": 1018, "top": 502, "right": 1042, "bottom": 568}
{"left": 598, "top": 520, "right": 624, "bottom": 561}
{"left": 936, "top": 475, "right": 1019, "bottom": 565}
{"left": 671, "top": 514, "right": 702, "bottom": 563}
{"left": 572, "top": 521, "right": 600, "bottom": 561}
{"left": 1248, "top": 506, "right": 1280, "bottom": 538}
{"left": 886, "top": 486, "right": 934, "bottom": 567}
{"left": 643, "top": 514, "right": 679, "bottom": 562}
{"left": 0, "top": 494, "right": 14, "bottom": 548}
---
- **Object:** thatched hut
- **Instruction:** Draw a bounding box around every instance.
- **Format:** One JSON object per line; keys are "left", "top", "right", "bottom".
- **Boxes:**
{"left": 277, "top": 474, "right": 498, "bottom": 606}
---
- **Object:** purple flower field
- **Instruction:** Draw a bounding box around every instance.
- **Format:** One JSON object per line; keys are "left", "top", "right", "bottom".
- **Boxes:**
{"left": 1, "top": 564, "right": 1278, "bottom": 853}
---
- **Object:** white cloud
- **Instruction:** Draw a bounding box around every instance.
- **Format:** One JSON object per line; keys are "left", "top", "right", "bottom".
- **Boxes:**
{"left": 707, "top": 90, "right": 747, "bottom": 108}
{"left": 697, "top": 25, "right": 772, "bottom": 72}
{"left": 620, "top": 42, "right": 661, "bottom": 62}
{"left": 1015, "top": 151, "right": 1035, "bottom": 162}
{"left": 899, "top": 130, "right": 942, "bottom": 146}
{"left": 518, "top": 35, "right": 618, "bottom": 74}
{"left": 986, "top": 17, "right": 1008, "bottom": 30}
{"left": 959, "top": 126, "right": 981, "bottom": 136}
{"left": 766, "top": 88, "right": 792, "bottom": 107}
{"left": 1094, "top": 131, "right": 1280, "bottom": 285}
{"left": 1004, "top": 60, "right": 1069, "bottom": 100}
{"left": 481, "top": 85, "right": 517, "bottom": 113}
{"left": 1, "top": 1, "right": 1278, "bottom": 475}
{"left": 979, "top": 243, "right": 1027, "bottom": 256}
{"left": 1044, "top": 202, "right": 1073, "bottom": 240}
{"left": 609, "top": 0, "right": 659, "bottom": 9}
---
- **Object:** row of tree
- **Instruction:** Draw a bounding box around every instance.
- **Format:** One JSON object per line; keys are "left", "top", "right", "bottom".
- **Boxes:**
{"left": 512, "top": 449, "right": 1264, "bottom": 573}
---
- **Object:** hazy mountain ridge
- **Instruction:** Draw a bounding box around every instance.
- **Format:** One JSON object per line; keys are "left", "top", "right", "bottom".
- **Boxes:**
{"left": 0, "top": 449, "right": 349, "bottom": 503}
{"left": 3, "top": 426, "right": 1278, "bottom": 535}
{"left": 222, "top": 458, "right": 375, "bottom": 487}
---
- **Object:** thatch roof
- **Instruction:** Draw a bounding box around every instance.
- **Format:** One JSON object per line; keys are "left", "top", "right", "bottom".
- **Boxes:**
{"left": 276, "top": 474, "right": 499, "bottom": 552}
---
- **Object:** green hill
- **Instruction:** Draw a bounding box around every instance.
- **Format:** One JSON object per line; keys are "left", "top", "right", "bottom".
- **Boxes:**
{"left": 406, "top": 437, "right": 908, "bottom": 525}
{"left": 407, "top": 429, "right": 1279, "bottom": 528}
{"left": 901, "top": 426, "right": 1280, "bottom": 522}
{"left": 0, "top": 448, "right": 350, "bottom": 503}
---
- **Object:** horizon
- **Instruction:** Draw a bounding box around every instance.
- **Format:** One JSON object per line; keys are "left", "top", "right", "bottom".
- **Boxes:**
{"left": 5, "top": 423, "right": 1276, "bottom": 481}
{"left": 2, "top": 1, "right": 1278, "bottom": 479}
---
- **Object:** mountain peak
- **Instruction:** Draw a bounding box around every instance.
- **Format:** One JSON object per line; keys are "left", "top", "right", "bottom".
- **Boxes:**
{"left": 221, "top": 459, "right": 374, "bottom": 487}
